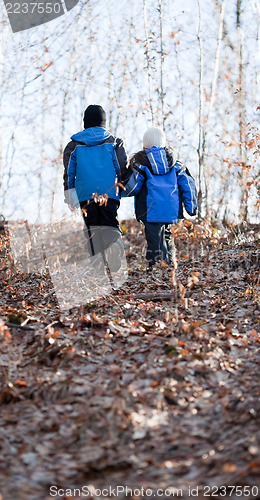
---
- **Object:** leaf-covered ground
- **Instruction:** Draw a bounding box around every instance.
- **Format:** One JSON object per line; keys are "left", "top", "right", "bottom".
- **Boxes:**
{"left": 0, "top": 219, "right": 259, "bottom": 500}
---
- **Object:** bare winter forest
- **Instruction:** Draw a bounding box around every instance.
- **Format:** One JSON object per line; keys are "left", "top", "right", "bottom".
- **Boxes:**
{"left": 0, "top": 0, "right": 260, "bottom": 499}
{"left": 0, "top": 0, "right": 259, "bottom": 221}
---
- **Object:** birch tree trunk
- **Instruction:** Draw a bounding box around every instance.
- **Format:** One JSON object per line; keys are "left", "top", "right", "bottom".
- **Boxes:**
{"left": 197, "top": 0, "right": 226, "bottom": 219}
{"left": 50, "top": 15, "right": 80, "bottom": 220}
{"left": 108, "top": 3, "right": 114, "bottom": 131}
{"left": 114, "top": 0, "right": 135, "bottom": 138}
{"left": 158, "top": 0, "right": 165, "bottom": 130}
{"left": 257, "top": 3, "right": 260, "bottom": 92}
{"left": 196, "top": 0, "right": 205, "bottom": 220}
{"left": 0, "top": 25, "right": 10, "bottom": 208}
{"left": 143, "top": 0, "right": 154, "bottom": 124}
{"left": 236, "top": 0, "right": 248, "bottom": 221}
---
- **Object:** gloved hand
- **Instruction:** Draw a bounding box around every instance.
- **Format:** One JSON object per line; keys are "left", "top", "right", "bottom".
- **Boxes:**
{"left": 64, "top": 189, "right": 79, "bottom": 211}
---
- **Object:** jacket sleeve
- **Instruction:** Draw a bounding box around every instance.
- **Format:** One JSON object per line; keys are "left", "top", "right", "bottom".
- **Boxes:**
{"left": 177, "top": 168, "right": 197, "bottom": 216}
{"left": 68, "top": 149, "right": 77, "bottom": 190}
{"left": 114, "top": 137, "right": 128, "bottom": 183}
{"left": 63, "top": 140, "right": 77, "bottom": 199}
{"left": 121, "top": 166, "right": 146, "bottom": 197}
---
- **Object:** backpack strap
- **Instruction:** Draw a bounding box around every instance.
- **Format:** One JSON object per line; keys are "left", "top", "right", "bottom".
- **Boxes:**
{"left": 175, "top": 161, "right": 195, "bottom": 178}
{"left": 132, "top": 163, "right": 148, "bottom": 181}
{"left": 176, "top": 164, "right": 186, "bottom": 176}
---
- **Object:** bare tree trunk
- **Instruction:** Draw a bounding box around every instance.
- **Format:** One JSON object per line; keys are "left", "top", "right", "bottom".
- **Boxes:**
{"left": 38, "top": 78, "right": 47, "bottom": 219}
{"left": 174, "top": 42, "right": 185, "bottom": 135}
{"left": 36, "top": 26, "right": 50, "bottom": 220}
{"left": 204, "top": 0, "right": 226, "bottom": 217}
{"left": 196, "top": 0, "right": 204, "bottom": 220}
{"left": 158, "top": 0, "right": 165, "bottom": 130}
{"left": 0, "top": 27, "right": 7, "bottom": 197}
{"left": 0, "top": 25, "right": 13, "bottom": 210}
{"left": 1, "top": 37, "right": 28, "bottom": 216}
{"left": 257, "top": 4, "right": 260, "bottom": 92}
{"left": 236, "top": 0, "right": 248, "bottom": 221}
{"left": 114, "top": 0, "right": 135, "bottom": 138}
{"left": 108, "top": 3, "right": 114, "bottom": 131}
{"left": 197, "top": 0, "right": 226, "bottom": 220}
{"left": 50, "top": 16, "right": 79, "bottom": 221}
{"left": 207, "top": 0, "right": 226, "bottom": 120}
{"left": 143, "top": 0, "right": 154, "bottom": 124}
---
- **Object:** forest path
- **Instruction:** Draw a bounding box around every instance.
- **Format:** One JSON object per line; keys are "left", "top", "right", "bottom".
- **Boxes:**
{"left": 0, "top": 220, "right": 259, "bottom": 500}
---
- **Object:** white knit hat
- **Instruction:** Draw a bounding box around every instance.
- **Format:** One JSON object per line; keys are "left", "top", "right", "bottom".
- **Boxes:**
{"left": 143, "top": 127, "right": 166, "bottom": 149}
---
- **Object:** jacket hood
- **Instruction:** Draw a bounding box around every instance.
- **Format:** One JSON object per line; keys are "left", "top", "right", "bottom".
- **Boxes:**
{"left": 71, "top": 127, "right": 110, "bottom": 146}
{"left": 145, "top": 146, "right": 177, "bottom": 175}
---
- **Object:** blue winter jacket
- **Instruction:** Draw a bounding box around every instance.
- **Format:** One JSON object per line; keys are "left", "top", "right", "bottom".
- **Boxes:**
{"left": 123, "top": 147, "right": 197, "bottom": 223}
{"left": 68, "top": 127, "right": 121, "bottom": 202}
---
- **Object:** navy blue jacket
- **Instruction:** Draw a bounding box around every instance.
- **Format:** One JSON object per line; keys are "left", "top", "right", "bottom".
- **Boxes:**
{"left": 123, "top": 147, "right": 197, "bottom": 223}
{"left": 64, "top": 127, "right": 127, "bottom": 203}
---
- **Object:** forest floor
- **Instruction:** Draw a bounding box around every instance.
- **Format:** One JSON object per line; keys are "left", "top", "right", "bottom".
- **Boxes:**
{"left": 0, "top": 219, "right": 260, "bottom": 500}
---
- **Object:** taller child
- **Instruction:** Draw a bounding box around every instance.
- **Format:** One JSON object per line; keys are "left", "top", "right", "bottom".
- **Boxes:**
{"left": 63, "top": 105, "right": 128, "bottom": 268}
{"left": 63, "top": 105, "right": 127, "bottom": 232}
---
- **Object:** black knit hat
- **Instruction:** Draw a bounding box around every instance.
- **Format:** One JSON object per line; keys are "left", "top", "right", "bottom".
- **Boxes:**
{"left": 83, "top": 105, "right": 106, "bottom": 129}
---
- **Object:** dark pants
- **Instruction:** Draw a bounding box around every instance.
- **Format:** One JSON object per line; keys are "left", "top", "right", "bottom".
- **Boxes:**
{"left": 144, "top": 222, "right": 173, "bottom": 266}
{"left": 80, "top": 199, "right": 121, "bottom": 256}
{"left": 80, "top": 199, "right": 120, "bottom": 229}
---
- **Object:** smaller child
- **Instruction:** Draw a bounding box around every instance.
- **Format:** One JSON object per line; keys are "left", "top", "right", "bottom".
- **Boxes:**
{"left": 125, "top": 127, "right": 197, "bottom": 267}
